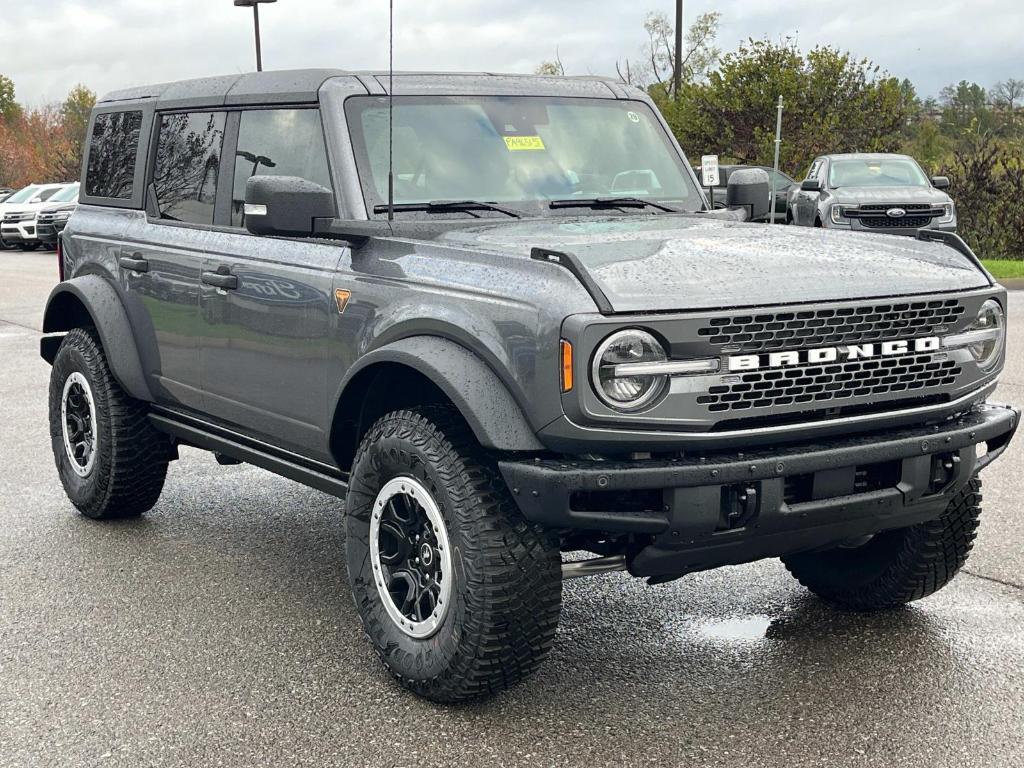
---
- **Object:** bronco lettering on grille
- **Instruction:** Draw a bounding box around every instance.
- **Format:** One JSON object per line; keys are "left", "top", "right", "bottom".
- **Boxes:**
{"left": 727, "top": 337, "right": 941, "bottom": 372}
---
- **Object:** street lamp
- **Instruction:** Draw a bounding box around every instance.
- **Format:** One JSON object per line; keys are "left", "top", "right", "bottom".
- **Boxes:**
{"left": 234, "top": 0, "right": 277, "bottom": 72}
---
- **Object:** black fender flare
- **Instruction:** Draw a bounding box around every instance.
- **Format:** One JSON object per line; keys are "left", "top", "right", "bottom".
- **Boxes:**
{"left": 337, "top": 336, "right": 545, "bottom": 453}
{"left": 40, "top": 275, "right": 153, "bottom": 402}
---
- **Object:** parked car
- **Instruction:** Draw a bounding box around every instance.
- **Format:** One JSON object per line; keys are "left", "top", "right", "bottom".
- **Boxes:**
{"left": 694, "top": 164, "right": 796, "bottom": 218}
{"left": 788, "top": 153, "right": 956, "bottom": 235}
{"left": 0, "top": 182, "right": 76, "bottom": 250}
{"left": 41, "top": 70, "right": 1017, "bottom": 704}
{"left": 0, "top": 185, "right": 41, "bottom": 249}
{"left": 35, "top": 183, "right": 80, "bottom": 249}
{"left": 0, "top": 188, "right": 15, "bottom": 203}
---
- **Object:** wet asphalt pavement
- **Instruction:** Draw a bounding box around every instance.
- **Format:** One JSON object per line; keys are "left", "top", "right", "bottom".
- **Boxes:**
{"left": 1, "top": 249, "right": 1022, "bottom": 768}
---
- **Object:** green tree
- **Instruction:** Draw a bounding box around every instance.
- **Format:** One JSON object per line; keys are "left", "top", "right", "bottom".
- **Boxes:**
{"left": 0, "top": 74, "right": 20, "bottom": 122}
{"left": 61, "top": 84, "right": 96, "bottom": 144}
{"left": 50, "top": 83, "right": 97, "bottom": 179}
{"left": 664, "top": 39, "right": 915, "bottom": 176}
{"left": 939, "top": 80, "right": 994, "bottom": 135}
{"left": 535, "top": 56, "right": 565, "bottom": 77}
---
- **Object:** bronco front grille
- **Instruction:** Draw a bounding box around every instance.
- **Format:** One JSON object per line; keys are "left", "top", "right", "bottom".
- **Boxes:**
{"left": 697, "top": 299, "right": 965, "bottom": 354}
{"left": 696, "top": 352, "right": 961, "bottom": 413}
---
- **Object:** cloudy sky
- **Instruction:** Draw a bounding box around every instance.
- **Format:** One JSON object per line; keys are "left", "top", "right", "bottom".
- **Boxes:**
{"left": 2, "top": 0, "right": 1022, "bottom": 105}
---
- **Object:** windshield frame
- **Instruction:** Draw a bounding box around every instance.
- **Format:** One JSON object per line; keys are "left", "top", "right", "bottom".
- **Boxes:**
{"left": 344, "top": 95, "right": 703, "bottom": 220}
{"left": 828, "top": 157, "right": 930, "bottom": 189}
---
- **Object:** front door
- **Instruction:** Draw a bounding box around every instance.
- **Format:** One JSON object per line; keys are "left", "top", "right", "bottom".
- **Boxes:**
{"left": 198, "top": 236, "right": 344, "bottom": 455}
{"left": 196, "top": 107, "right": 343, "bottom": 457}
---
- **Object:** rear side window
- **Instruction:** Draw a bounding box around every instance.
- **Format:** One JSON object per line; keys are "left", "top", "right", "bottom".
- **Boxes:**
{"left": 85, "top": 111, "right": 143, "bottom": 199}
{"left": 231, "top": 109, "right": 332, "bottom": 227}
{"left": 152, "top": 112, "right": 226, "bottom": 225}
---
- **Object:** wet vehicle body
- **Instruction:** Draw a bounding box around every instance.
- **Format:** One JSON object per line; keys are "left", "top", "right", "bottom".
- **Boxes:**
{"left": 40, "top": 70, "right": 1017, "bottom": 702}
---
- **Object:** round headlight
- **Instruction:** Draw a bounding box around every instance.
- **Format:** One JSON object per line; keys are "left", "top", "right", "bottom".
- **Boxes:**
{"left": 591, "top": 329, "right": 668, "bottom": 411}
{"left": 967, "top": 299, "right": 1005, "bottom": 370}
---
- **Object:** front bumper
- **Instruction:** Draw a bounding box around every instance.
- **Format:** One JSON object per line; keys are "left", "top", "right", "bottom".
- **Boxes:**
{"left": 35, "top": 221, "right": 66, "bottom": 244}
{"left": 0, "top": 223, "right": 37, "bottom": 243}
{"left": 834, "top": 220, "right": 957, "bottom": 237}
{"left": 501, "top": 403, "right": 1018, "bottom": 578}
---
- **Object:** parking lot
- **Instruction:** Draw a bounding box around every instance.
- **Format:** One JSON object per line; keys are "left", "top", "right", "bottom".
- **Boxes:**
{"left": 1, "top": 249, "right": 1022, "bottom": 768}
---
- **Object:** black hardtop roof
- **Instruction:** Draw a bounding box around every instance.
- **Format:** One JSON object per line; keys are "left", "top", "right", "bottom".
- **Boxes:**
{"left": 97, "top": 68, "right": 633, "bottom": 108}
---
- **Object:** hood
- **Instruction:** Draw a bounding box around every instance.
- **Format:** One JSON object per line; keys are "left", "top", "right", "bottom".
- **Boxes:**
{"left": 428, "top": 215, "right": 988, "bottom": 312}
{"left": 39, "top": 202, "right": 77, "bottom": 214}
{"left": 830, "top": 185, "right": 952, "bottom": 206}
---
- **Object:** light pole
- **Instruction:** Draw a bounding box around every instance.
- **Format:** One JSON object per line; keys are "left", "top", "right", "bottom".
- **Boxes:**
{"left": 673, "top": 0, "right": 683, "bottom": 99}
{"left": 234, "top": 0, "right": 277, "bottom": 72}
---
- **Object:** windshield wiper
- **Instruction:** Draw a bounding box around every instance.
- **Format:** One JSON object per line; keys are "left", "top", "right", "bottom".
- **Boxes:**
{"left": 549, "top": 197, "right": 681, "bottom": 213}
{"left": 372, "top": 200, "right": 521, "bottom": 218}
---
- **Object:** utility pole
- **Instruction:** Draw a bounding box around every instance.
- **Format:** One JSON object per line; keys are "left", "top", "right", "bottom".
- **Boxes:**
{"left": 771, "top": 95, "right": 784, "bottom": 224}
{"left": 234, "top": 0, "right": 277, "bottom": 72}
{"left": 673, "top": 0, "right": 683, "bottom": 99}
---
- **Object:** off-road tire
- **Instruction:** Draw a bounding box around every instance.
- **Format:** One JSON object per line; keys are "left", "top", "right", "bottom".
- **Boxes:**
{"left": 345, "top": 406, "right": 562, "bottom": 703}
{"left": 782, "top": 479, "right": 982, "bottom": 611}
{"left": 48, "top": 327, "right": 169, "bottom": 519}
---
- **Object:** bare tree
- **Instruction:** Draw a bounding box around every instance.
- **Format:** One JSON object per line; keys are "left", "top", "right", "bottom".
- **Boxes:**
{"left": 991, "top": 78, "right": 1024, "bottom": 110}
{"left": 615, "top": 11, "right": 721, "bottom": 96}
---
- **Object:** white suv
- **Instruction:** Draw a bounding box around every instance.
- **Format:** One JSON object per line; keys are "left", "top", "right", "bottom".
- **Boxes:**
{"left": 0, "top": 183, "right": 76, "bottom": 250}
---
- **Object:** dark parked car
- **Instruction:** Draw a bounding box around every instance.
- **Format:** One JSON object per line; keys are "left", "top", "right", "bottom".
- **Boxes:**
{"left": 41, "top": 70, "right": 1017, "bottom": 703}
{"left": 788, "top": 152, "right": 957, "bottom": 235}
{"left": 0, "top": 188, "right": 15, "bottom": 203}
{"left": 694, "top": 164, "right": 795, "bottom": 218}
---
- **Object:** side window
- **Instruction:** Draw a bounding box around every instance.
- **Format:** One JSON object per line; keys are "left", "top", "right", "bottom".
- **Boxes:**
{"left": 805, "top": 160, "right": 821, "bottom": 181}
{"left": 85, "top": 111, "right": 143, "bottom": 199}
{"left": 231, "top": 109, "right": 332, "bottom": 227}
{"left": 152, "top": 111, "right": 226, "bottom": 225}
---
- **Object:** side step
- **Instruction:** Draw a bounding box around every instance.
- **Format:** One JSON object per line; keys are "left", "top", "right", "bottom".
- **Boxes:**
{"left": 149, "top": 408, "right": 349, "bottom": 499}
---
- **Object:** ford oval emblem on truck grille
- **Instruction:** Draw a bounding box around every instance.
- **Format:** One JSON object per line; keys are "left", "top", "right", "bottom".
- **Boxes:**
{"left": 887, "top": 207, "right": 907, "bottom": 218}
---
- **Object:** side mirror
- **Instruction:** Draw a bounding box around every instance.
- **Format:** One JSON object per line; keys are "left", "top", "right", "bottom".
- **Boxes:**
{"left": 931, "top": 175, "right": 951, "bottom": 190}
{"left": 726, "top": 168, "right": 772, "bottom": 222}
{"left": 800, "top": 178, "right": 821, "bottom": 192}
{"left": 244, "top": 176, "right": 336, "bottom": 237}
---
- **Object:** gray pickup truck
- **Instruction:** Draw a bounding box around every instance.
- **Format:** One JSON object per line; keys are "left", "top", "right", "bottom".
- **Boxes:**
{"left": 789, "top": 152, "right": 958, "bottom": 235}
{"left": 41, "top": 70, "right": 1017, "bottom": 702}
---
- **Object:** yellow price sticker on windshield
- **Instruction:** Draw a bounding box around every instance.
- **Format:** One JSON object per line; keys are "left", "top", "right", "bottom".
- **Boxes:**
{"left": 504, "top": 135, "right": 546, "bottom": 151}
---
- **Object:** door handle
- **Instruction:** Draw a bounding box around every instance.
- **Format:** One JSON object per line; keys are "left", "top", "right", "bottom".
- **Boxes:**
{"left": 119, "top": 255, "right": 149, "bottom": 273}
{"left": 201, "top": 270, "right": 239, "bottom": 290}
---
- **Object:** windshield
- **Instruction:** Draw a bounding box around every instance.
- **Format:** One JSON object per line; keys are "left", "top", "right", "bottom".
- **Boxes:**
{"left": 4, "top": 185, "right": 40, "bottom": 204}
{"left": 49, "top": 184, "right": 80, "bottom": 204}
{"left": 346, "top": 96, "right": 701, "bottom": 217}
{"left": 829, "top": 158, "right": 929, "bottom": 188}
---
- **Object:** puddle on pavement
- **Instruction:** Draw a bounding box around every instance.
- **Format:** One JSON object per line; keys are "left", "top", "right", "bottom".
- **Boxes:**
{"left": 697, "top": 614, "right": 773, "bottom": 642}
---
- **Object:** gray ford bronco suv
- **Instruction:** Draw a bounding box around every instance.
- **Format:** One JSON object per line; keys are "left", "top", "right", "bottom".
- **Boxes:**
{"left": 42, "top": 70, "right": 1018, "bottom": 702}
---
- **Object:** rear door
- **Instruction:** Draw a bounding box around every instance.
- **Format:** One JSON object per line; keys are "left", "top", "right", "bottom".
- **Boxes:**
{"left": 121, "top": 110, "right": 227, "bottom": 410}
{"left": 197, "top": 107, "right": 344, "bottom": 457}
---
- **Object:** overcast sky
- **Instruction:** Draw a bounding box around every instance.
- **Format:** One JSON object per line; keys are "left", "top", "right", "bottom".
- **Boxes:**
{"left": 3, "top": 0, "right": 1022, "bottom": 105}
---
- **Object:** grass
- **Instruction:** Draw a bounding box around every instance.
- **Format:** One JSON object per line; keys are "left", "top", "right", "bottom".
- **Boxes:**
{"left": 982, "top": 260, "right": 1024, "bottom": 280}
